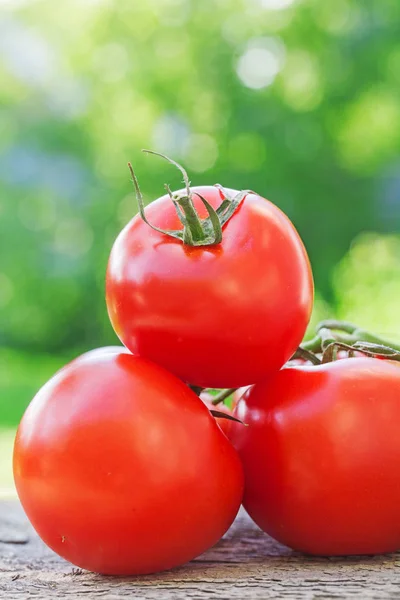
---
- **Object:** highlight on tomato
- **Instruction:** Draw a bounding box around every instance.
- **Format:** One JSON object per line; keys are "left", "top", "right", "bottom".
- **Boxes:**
{"left": 13, "top": 348, "right": 244, "bottom": 575}
{"left": 106, "top": 151, "right": 314, "bottom": 389}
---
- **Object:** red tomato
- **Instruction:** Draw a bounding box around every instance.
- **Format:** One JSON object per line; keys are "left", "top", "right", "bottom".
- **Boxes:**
{"left": 106, "top": 186, "right": 313, "bottom": 388}
{"left": 14, "top": 348, "right": 243, "bottom": 575}
{"left": 231, "top": 357, "right": 400, "bottom": 555}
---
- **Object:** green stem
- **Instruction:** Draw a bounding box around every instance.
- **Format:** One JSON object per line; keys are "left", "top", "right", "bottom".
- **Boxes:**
{"left": 128, "top": 162, "right": 179, "bottom": 240}
{"left": 319, "top": 327, "right": 354, "bottom": 350}
{"left": 300, "top": 335, "right": 322, "bottom": 353}
{"left": 211, "top": 388, "right": 237, "bottom": 406}
{"left": 176, "top": 196, "right": 206, "bottom": 244}
{"left": 291, "top": 346, "right": 321, "bottom": 365}
{"left": 302, "top": 320, "right": 400, "bottom": 364}
{"left": 142, "top": 149, "right": 192, "bottom": 198}
{"left": 322, "top": 342, "right": 353, "bottom": 363}
{"left": 303, "top": 323, "right": 400, "bottom": 354}
{"left": 192, "top": 193, "right": 223, "bottom": 244}
{"left": 352, "top": 329, "right": 400, "bottom": 353}
{"left": 128, "top": 150, "right": 246, "bottom": 247}
{"left": 316, "top": 320, "right": 400, "bottom": 351}
{"left": 322, "top": 340, "right": 400, "bottom": 363}
{"left": 316, "top": 320, "right": 357, "bottom": 334}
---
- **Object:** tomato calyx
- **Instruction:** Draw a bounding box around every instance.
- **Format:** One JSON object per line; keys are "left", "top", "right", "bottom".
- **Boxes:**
{"left": 209, "top": 409, "right": 244, "bottom": 425}
{"left": 128, "top": 150, "right": 249, "bottom": 247}
{"left": 294, "top": 320, "right": 400, "bottom": 365}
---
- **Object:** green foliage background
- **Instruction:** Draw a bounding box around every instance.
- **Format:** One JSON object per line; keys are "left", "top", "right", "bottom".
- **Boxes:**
{"left": 1, "top": 0, "right": 400, "bottom": 432}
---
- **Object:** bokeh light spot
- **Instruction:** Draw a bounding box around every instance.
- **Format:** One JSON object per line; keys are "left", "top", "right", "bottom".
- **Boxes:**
{"left": 314, "top": 0, "right": 361, "bottom": 35}
{"left": 53, "top": 218, "right": 93, "bottom": 258}
{"left": 152, "top": 114, "right": 190, "bottom": 159}
{"left": 0, "top": 18, "right": 56, "bottom": 87}
{"left": 334, "top": 234, "right": 400, "bottom": 337}
{"left": 260, "top": 0, "right": 295, "bottom": 10}
{"left": 336, "top": 88, "right": 400, "bottom": 173}
{"left": 92, "top": 43, "right": 130, "bottom": 83}
{"left": 280, "top": 50, "right": 322, "bottom": 111}
{"left": 184, "top": 134, "right": 218, "bottom": 173}
{"left": 236, "top": 38, "right": 285, "bottom": 90}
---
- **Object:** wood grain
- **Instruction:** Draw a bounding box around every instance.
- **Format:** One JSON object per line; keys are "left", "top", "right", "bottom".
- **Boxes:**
{"left": 1, "top": 500, "right": 399, "bottom": 599}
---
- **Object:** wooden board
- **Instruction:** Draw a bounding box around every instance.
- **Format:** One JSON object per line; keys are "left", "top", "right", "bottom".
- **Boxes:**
{"left": 1, "top": 500, "right": 400, "bottom": 599}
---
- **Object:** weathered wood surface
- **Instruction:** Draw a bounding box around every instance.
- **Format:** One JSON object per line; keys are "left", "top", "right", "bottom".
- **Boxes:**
{"left": 1, "top": 500, "right": 400, "bottom": 599}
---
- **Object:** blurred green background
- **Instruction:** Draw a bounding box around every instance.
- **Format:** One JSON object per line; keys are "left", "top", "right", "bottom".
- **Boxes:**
{"left": 1, "top": 0, "right": 400, "bottom": 490}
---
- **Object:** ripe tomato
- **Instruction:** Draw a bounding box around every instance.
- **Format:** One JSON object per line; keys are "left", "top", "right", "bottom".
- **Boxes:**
{"left": 106, "top": 186, "right": 313, "bottom": 388}
{"left": 231, "top": 357, "right": 400, "bottom": 555}
{"left": 14, "top": 348, "right": 243, "bottom": 575}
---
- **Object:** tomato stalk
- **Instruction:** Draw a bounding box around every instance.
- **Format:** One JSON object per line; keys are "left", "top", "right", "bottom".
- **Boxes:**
{"left": 319, "top": 320, "right": 400, "bottom": 352}
{"left": 190, "top": 384, "right": 238, "bottom": 408}
{"left": 193, "top": 386, "right": 237, "bottom": 406}
{"left": 297, "top": 320, "right": 400, "bottom": 364}
{"left": 209, "top": 409, "right": 244, "bottom": 424}
{"left": 211, "top": 388, "right": 237, "bottom": 406}
{"left": 321, "top": 341, "right": 400, "bottom": 363}
{"left": 291, "top": 346, "right": 321, "bottom": 365}
{"left": 128, "top": 150, "right": 249, "bottom": 247}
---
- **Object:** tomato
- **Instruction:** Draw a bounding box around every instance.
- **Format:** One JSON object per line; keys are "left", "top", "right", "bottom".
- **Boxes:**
{"left": 13, "top": 348, "right": 243, "bottom": 575}
{"left": 231, "top": 357, "right": 400, "bottom": 555}
{"left": 106, "top": 185, "right": 313, "bottom": 388}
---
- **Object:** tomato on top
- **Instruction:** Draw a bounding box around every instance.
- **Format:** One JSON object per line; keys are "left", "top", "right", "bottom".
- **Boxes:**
{"left": 107, "top": 180, "right": 313, "bottom": 389}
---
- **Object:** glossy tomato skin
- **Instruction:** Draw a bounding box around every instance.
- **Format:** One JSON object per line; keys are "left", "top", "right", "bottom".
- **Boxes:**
{"left": 14, "top": 349, "right": 244, "bottom": 575}
{"left": 106, "top": 187, "right": 313, "bottom": 389}
{"left": 231, "top": 358, "right": 400, "bottom": 555}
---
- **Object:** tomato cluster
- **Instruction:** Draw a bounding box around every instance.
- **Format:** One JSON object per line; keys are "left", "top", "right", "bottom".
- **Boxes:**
{"left": 13, "top": 152, "right": 400, "bottom": 576}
